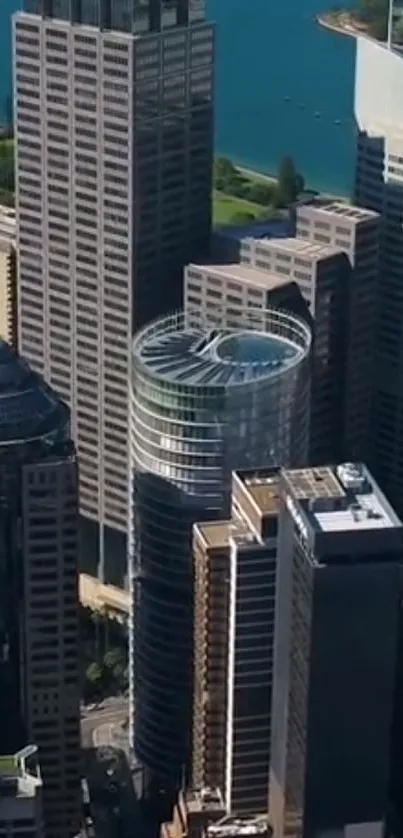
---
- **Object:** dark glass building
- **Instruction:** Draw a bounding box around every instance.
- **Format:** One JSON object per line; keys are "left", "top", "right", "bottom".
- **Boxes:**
{"left": 270, "top": 463, "right": 403, "bottom": 838}
{"left": 0, "top": 341, "right": 81, "bottom": 838}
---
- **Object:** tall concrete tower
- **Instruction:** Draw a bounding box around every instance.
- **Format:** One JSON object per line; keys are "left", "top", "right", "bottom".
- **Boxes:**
{"left": 13, "top": 0, "right": 215, "bottom": 582}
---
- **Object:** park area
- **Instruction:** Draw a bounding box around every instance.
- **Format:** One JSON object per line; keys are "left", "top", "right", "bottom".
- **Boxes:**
{"left": 213, "top": 189, "right": 266, "bottom": 225}
{"left": 212, "top": 156, "right": 305, "bottom": 227}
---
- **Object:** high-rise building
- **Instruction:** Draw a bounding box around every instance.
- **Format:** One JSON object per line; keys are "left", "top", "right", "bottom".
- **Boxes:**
{"left": 0, "top": 747, "right": 43, "bottom": 838}
{"left": 184, "top": 263, "right": 309, "bottom": 329}
{"left": 270, "top": 462, "right": 403, "bottom": 838}
{"left": 184, "top": 249, "right": 347, "bottom": 466}
{"left": 130, "top": 308, "right": 311, "bottom": 803}
{"left": 0, "top": 340, "right": 81, "bottom": 838}
{"left": 193, "top": 467, "right": 280, "bottom": 815}
{"left": 13, "top": 0, "right": 215, "bottom": 582}
{"left": 354, "top": 35, "right": 403, "bottom": 514}
{"left": 295, "top": 199, "right": 380, "bottom": 464}
{"left": 209, "top": 203, "right": 380, "bottom": 467}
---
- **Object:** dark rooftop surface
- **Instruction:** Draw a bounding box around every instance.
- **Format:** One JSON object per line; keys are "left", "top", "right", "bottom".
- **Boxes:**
{"left": 0, "top": 340, "right": 67, "bottom": 444}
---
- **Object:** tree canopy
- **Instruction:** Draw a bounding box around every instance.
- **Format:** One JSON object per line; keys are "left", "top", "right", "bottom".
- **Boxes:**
{"left": 355, "top": 0, "right": 388, "bottom": 39}
{"left": 276, "top": 156, "right": 305, "bottom": 207}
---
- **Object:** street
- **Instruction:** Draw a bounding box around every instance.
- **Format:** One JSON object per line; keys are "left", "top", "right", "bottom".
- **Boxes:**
{"left": 81, "top": 697, "right": 128, "bottom": 749}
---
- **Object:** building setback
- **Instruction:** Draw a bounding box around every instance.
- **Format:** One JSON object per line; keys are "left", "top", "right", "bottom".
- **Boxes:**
{"left": 270, "top": 462, "right": 403, "bottom": 838}
{"left": 0, "top": 341, "right": 81, "bottom": 838}
{"left": 193, "top": 467, "right": 280, "bottom": 816}
{"left": 14, "top": 0, "right": 215, "bottom": 583}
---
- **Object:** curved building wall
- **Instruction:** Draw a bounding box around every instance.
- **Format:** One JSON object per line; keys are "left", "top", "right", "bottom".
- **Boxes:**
{"left": 129, "top": 309, "right": 311, "bottom": 799}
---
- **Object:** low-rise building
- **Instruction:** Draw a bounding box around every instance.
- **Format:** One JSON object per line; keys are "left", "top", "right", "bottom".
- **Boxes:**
{"left": 0, "top": 746, "right": 43, "bottom": 838}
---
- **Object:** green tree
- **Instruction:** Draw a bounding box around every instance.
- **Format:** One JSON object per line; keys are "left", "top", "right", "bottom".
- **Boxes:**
{"left": 103, "top": 648, "right": 127, "bottom": 693}
{"left": 87, "top": 661, "right": 102, "bottom": 682}
{"left": 214, "top": 157, "right": 237, "bottom": 182}
{"left": 85, "top": 661, "right": 103, "bottom": 699}
{"left": 214, "top": 157, "right": 248, "bottom": 197}
{"left": 245, "top": 181, "right": 276, "bottom": 206}
{"left": 275, "top": 156, "right": 304, "bottom": 207}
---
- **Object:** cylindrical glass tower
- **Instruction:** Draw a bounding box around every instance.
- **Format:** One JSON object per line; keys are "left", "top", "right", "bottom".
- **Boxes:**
{"left": 129, "top": 307, "right": 311, "bottom": 802}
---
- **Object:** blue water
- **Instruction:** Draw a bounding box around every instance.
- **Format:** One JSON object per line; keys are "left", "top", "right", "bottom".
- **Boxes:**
{"left": 1, "top": 0, "right": 356, "bottom": 195}
{"left": 208, "top": 0, "right": 357, "bottom": 195}
{"left": 0, "top": 0, "right": 21, "bottom": 126}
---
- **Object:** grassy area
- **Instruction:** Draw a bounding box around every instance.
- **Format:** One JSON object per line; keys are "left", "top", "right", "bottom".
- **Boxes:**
{"left": 213, "top": 190, "right": 263, "bottom": 226}
{"left": 0, "top": 138, "right": 14, "bottom": 153}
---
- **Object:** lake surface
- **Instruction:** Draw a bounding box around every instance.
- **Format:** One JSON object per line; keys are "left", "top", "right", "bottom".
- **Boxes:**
{"left": 1, "top": 0, "right": 357, "bottom": 195}
{"left": 208, "top": 0, "right": 357, "bottom": 194}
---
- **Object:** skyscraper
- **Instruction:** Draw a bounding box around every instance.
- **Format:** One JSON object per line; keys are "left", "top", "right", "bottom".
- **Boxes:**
{"left": 13, "top": 0, "right": 214, "bottom": 582}
{"left": 295, "top": 200, "right": 380, "bottom": 465}
{"left": 354, "top": 34, "right": 403, "bottom": 515}
{"left": 130, "top": 308, "right": 311, "bottom": 804}
{"left": 0, "top": 340, "right": 81, "bottom": 838}
{"left": 193, "top": 467, "right": 280, "bottom": 816}
{"left": 270, "top": 463, "right": 403, "bottom": 838}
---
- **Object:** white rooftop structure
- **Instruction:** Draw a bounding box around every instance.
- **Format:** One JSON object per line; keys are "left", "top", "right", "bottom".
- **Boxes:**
{"left": 0, "top": 746, "right": 43, "bottom": 837}
{"left": 283, "top": 463, "right": 401, "bottom": 535}
{"left": 207, "top": 814, "right": 270, "bottom": 838}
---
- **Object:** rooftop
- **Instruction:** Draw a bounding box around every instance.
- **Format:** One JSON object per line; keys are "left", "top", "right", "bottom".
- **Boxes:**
{"left": 253, "top": 236, "right": 340, "bottom": 261}
{"left": 189, "top": 262, "right": 295, "bottom": 291}
{"left": 195, "top": 520, "right": 231, "bottom": 550}
{"left": 195, "top": 507, "right": 261, "bottom": 551}
{"left": 235, "top": 467, "right": 281, "bottom": 516}
{"left": 298, "top": 199, "right": 378, "bottom": 223}
{"left": 0, "top": 747, "right": 41, "bottom": 799}
{"left": 207, "top": 815, "right": 270, "bottom": 838}
{"left": 133, "top": 310, "right": 310, "bottom": 389}
{"left": 0, "top": 339, "right": 68, "bottom": 444}
{"left": 283, "top": 463, "right": 401, "bottom": 534}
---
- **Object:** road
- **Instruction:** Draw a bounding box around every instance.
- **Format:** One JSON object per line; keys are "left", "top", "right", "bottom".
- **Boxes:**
{"left": 84, "top": 746, "right": 159, "bottom": 838}
{"left": 81, "top": 697, "right": 158, "bottom": 838}
{"left": 81, "top": 697, "right": 128, "bottom": 749}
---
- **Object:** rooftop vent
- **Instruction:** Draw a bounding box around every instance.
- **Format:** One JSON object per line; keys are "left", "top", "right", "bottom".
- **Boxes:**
{"left": 337, "top": 462, "right": 366, "bottom": 492}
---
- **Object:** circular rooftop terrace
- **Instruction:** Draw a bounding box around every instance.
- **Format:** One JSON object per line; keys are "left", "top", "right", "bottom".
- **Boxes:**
{"left": 133, "top": 309, "right": 311, "bottom": 389}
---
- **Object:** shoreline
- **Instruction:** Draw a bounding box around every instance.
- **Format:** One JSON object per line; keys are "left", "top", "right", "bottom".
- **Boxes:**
{"left": 316, "top": 12, "right": 369, "bottom": 41}
{"left": 235, "top": 163, "right": 348, "bottom": 202}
